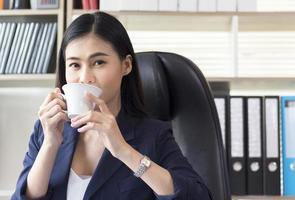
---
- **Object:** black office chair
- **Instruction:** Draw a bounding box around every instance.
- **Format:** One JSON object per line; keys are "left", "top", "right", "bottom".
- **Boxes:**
{"left": 136, "top": 52, "right": 231, "bottom": 200}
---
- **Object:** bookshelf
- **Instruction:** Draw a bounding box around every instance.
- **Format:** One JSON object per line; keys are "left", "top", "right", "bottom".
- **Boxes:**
{"left": 0, "top": 9, "right": 60, "bottom": 15}
{"left": 0, "top": 0, "right": 64, "bottom": 77}
{"left": 0, "top": 74, "right": 55, "bottom": 87}
{"left": 0, "top": 1, "right": 294, "bottom": 200}
{"left": 0, "top": 8, "right": 64, "bottom": 50}
{"left": 0, "top": 2, "right": 64, "bottom": 199}
{"left": 0, "top": 2, "right": 64, "bottom": 51}
{"left": 66, "top": 5, "right": 295, "bottom": 94}
{"left": 2, "top": 74, "right": 295, "bottom": 95}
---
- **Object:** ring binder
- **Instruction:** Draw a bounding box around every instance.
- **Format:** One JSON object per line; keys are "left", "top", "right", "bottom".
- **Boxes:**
{"left": 228, "top": 96, "right": 246, "bottom": 195}
{"left": 246, "top": 97, "right": 263, "bottom": 195}
{"left": 281, "top": 96, "right": 295, "bottom": 196}
{"left": 263, "top": 96, "right": 280, "bottom": 195}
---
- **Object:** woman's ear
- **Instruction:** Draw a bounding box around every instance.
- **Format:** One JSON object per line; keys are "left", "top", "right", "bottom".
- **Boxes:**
{"left": 122, "top": 55, "right": 132, "bottom": 76}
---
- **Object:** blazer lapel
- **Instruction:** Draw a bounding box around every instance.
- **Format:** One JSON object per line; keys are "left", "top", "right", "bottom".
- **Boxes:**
{"left": 50, "top": 122, "right": 79, "bottom": 199}
{"left": 83, "top": 108, "right": 138, "bottom": 199}
{"left": 83, "top": 149, "right": 122, "bottom": 199}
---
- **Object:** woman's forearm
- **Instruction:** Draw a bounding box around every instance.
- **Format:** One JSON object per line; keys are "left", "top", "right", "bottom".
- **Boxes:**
{"left": 26, "top": 141, "right": 60, "bottom": 198}
{"left": 117, "top": 144, "right": 174, "bottom": 196}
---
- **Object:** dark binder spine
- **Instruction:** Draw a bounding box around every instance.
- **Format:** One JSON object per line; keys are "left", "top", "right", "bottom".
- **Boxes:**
{"left": 245, "top": 96, "right": 263, "bottom": 195}
{"left": 263, "top": 96, "right": 281, "bottom": 195}
{"left": 228, "top": 96, "right": 247, "bottom": 195}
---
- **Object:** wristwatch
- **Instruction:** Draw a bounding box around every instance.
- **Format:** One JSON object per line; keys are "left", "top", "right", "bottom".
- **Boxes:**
{"left": 134, "top": 156, "right": 151, "bottom": 178}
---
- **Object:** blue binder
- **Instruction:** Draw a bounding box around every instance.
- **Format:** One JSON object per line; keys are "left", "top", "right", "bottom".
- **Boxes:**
{"left": 281, "top": 96, "right": 295, "bottom": 196}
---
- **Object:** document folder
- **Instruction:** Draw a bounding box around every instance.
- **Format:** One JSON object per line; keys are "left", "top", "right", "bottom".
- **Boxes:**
{"left": 214, "top": 96, "right": 228, "bottom": 150}
{"left": 246, "top": 97, "right": 263, "bottom": 195}
{"left": 228, "top": 97, "right": 246, "bottom": 195}
{"left": 281, "top": 96, "right": 295, "bottom": 196}
{"left": 263, "top": 96, "right": 280, "bottom": 195}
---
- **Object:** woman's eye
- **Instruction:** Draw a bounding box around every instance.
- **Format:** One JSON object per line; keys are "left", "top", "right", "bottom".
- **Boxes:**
{"left": 68, "top": 63, "right": 80, "bottom": 68}
{"left": 94, "top": 60, "right": 106, "bottom": 66}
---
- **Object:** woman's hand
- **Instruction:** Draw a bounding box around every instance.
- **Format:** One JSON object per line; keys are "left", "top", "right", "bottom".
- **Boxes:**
{"left": 69, "top": 93, "right": 176, "bottom": 197}
{"left": 38, "top": 88, "right": 68, "bottom": 147}
{"left": 70, "top": 92, "right": 129, "bottom": 158}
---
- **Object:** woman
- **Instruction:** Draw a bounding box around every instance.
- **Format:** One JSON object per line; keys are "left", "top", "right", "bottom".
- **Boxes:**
{"left": 12, "top": 12, "right": 212, "bottom": 200}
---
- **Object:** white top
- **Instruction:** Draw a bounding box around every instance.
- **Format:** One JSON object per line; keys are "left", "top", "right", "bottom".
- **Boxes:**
{"left": 67, "top": 168, "right": 92, "bottom": 200}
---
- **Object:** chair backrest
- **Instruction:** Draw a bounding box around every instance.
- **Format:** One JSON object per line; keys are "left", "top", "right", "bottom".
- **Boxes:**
{"left": 135, "top": 52, "right": 231, "bottom": 200}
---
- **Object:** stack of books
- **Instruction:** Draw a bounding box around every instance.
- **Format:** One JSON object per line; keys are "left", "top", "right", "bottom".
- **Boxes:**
{"left": 0, "top": 22, "right": 57, "bottom": 74}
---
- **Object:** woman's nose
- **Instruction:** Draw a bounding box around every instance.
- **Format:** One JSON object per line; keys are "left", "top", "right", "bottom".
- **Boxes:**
{"left": 79, "top": 68, "right": 95, "bottom": 84}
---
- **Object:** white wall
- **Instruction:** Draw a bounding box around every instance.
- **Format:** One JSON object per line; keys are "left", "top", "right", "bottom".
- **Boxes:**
{"left": 0, "top": 88, "right": 51, "bottom": 198}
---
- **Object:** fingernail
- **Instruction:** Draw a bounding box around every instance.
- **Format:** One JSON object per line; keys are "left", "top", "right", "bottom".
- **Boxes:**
{"left": 71, "top": 117, "right": 77, "bottom": 122}
{"left": 60, "top": 93, "right": 66, "bottom": 100}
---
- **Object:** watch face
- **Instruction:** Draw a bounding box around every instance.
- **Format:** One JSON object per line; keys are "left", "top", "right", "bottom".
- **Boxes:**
{"left": 142, "top": 157, "right": 151, "bottom": 167}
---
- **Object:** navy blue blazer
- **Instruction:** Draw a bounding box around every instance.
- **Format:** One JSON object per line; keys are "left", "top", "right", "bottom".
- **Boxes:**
{"left": 12, "top": 109, "right": 212, "bottom": 200}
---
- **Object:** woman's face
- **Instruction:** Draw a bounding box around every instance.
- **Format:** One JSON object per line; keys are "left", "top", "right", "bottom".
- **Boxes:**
{"left": 64, "top": 33, "right": 132, "bottom": 107}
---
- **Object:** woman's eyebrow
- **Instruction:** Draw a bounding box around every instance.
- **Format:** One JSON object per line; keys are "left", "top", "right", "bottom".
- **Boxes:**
{"left": 89, "top": 52, "right": 109, "bottom": 59}
{"left": 66, "top": 52, "right": 109, "bottom": 60}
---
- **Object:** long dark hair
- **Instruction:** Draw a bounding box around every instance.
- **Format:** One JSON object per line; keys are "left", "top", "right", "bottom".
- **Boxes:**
{"left": 56, "top": 11, "right": 146, "bottom": 118}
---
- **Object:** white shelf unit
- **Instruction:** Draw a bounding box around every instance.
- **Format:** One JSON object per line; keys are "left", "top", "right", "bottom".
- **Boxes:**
{"left": 66, "top": 8, "right": 295, "bottom": 94}
{"left": 0, "top": 2, "right": 294, "bottom": 199}
{"left": 0, "top": 9, "right": 60, "bottom": 15}
{"left": 1, "top": 74, "right": 295, "bottom": 95}
{"left": 0, "top": 1, "right": 64, "bottom": 76}
{"left": 0, "top": 2, "right": 65, "bottom": 199}
{"left": 0, "top": 74, "right": 56, "bottom": 87}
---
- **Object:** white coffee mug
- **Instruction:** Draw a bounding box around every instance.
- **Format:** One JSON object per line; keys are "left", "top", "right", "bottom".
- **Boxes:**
{"left": 62, "top": 83, "right": 102, "bottom": 119}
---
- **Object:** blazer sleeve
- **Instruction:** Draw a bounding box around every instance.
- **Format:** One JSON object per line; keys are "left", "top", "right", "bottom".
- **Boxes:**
{"left": 155, "top": 122, "right": 213, "bottom": 200}
{"left": 11, "top": 120, "right": 54, "bottom": 200}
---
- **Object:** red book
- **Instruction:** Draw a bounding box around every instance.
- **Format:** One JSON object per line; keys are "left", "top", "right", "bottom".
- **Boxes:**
{"left": 89, "top": 0, "right": 98, "bottom": 9}
{"left": 82, "top": 0, "right": 90, "bottom": 9}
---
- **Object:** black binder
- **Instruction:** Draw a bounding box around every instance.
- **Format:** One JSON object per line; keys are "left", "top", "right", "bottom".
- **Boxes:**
{"left": 245, "top": 96, "right": 263, "bottom": 195}
{"left": 263, "top": 96, "right": 281, "bottom": 195}
{"left": 12, "top": 0, "right": 31, "bottom": 9}
{"left": 228, "top": 96, "right": 246, "bottom": 195}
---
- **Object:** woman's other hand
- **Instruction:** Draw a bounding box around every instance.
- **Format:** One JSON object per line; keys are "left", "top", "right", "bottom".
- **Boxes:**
{"left": 70, "top": 92, "right": 128, "bottom": 158}
{"left": 38, "top": 88, "right": 68, "bottom": 147}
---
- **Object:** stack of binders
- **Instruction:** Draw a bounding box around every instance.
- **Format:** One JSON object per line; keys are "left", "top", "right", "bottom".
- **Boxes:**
{"left": 214, "top": 95, "right": 282, "bottom": 196}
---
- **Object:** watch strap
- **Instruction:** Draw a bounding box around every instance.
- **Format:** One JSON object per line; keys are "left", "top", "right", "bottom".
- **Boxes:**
{"left": 134, "top": 156, "right": 151, "bottom": 178}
